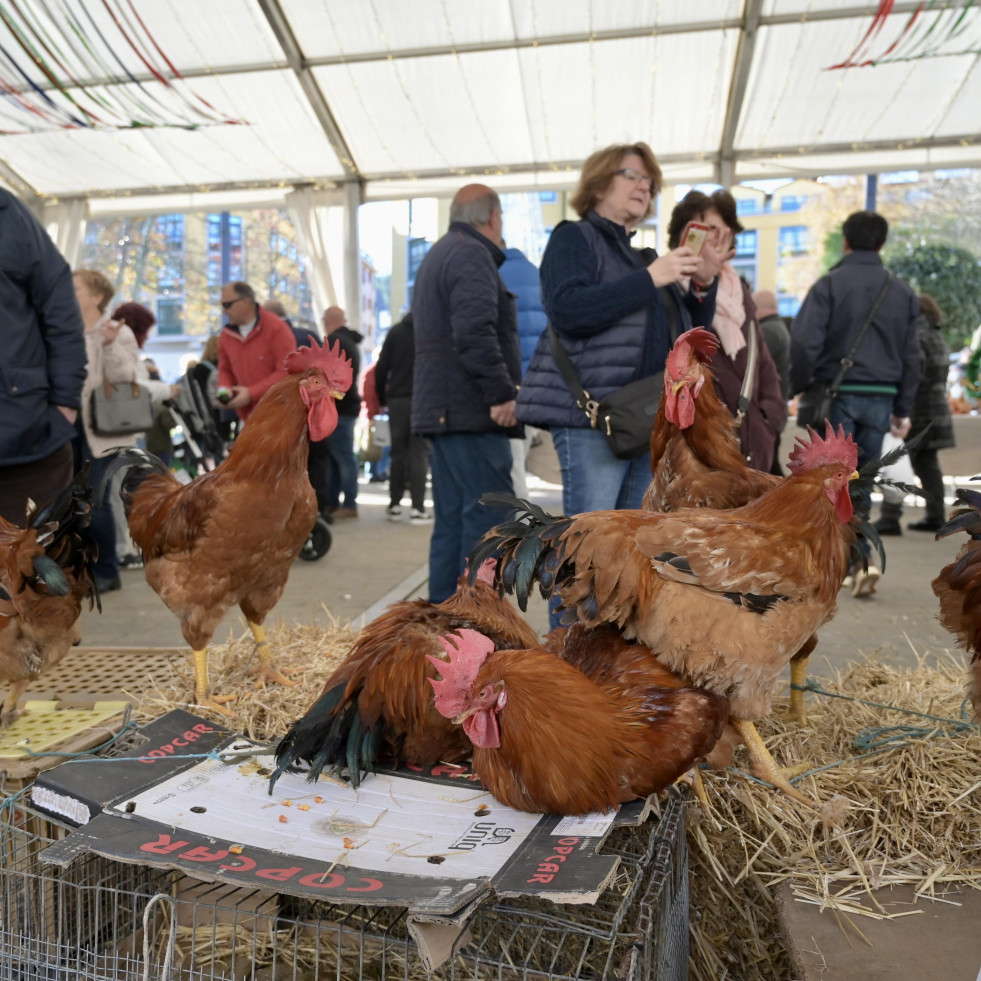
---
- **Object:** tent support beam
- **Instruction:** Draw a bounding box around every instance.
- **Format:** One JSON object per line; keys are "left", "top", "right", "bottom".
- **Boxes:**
{"left": 255, "top": 0, "right": 360, "bottom": 180}
{"left": 342, "top": 180, "right": 362, "bottom": 333}
{"left": 718, "top": 0, "right": 763, "bottom": 189}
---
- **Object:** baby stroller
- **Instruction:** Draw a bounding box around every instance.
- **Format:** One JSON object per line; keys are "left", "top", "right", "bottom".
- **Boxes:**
{"left": 166, "top": 374, "right": 332, "bottom": 562}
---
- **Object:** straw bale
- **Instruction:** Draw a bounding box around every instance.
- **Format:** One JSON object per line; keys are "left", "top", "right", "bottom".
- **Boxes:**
{"left": 132, "top": 615, "right": 359, "bottom": 740}
{"left": 688, "top": 651, "right": 981, "bottom": 981}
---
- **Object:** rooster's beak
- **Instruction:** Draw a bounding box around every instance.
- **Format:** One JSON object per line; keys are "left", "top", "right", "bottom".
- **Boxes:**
{"left": 452, "top": 707, "right": 478, "bottom": 725}
{"left": 849, "top": 470, "right": 859, "bottom": 481}
{"left": 329, "top": 389, "right": 345, "bottom": 399}
{"left": 671, "top": 380, "right": 686, "bottom": 394}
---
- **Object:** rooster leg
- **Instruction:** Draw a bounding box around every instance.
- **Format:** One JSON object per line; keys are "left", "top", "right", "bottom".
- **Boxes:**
{"left": 246, "top": 622, "right": 298, "bottom": 689}
{"left": 191, "top": 649, "right": 236, "bottom": 717}
{"left": 731, "top": 718, "right": 817, "bottom": 810}
{"left": 675, "top": 766, "right": 709, "bottom": 807}
{"left": 788, "top": 656, "right": 809, "bottom": 725}
{"left": 1, "top": 679, "right": 29, "bottom": 727}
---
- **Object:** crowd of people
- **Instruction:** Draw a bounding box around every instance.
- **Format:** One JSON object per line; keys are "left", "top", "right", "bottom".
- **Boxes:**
{"left": 0, "top": 147, "right": 963, "bottom": 609}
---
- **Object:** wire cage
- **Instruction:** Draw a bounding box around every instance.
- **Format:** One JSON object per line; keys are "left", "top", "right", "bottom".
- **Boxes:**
{"left": 1, "top": 787, "right": 689, "bottom": 981}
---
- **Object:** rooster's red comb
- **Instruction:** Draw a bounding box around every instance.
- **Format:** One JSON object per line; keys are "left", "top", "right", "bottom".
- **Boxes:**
{"left": 427, "top": 629, "right": 495, "bottom": 719}
{"left": 787, "top": 420, "right": 858, "bottom": 474}
{"left": 284, "top": 338, "right": 353, "bottom": 390}
{"left": 665, "top": 328, "right": 718, "bottom": 380}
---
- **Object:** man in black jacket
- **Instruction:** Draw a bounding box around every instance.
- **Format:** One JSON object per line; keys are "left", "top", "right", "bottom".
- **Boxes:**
{"left": 411, "top": 184, "right": 523, "bottom": 602}
{"left": 790, "top": 210, "right": 920, "bottom": 597}
{"left": 0, "top": 189, "right": 86, "bottom": 525}
{"left": 322, "top": 306, "right": 363, "bottom": 518}
{"left": 375, "top": 312, "right": 430, "bottom": 523}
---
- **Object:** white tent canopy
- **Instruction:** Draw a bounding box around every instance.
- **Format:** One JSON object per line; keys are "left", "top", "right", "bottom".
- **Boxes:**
{"left": 2, "top": 0, "right": 979, "bottom": 315}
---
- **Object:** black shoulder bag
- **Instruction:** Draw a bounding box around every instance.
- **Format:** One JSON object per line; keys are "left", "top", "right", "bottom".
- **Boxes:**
{"left": 796, "top": 271, "right": 893, "bottom": 429}
{"left": 548, "top": 287, "right": 678, "bottom": 460}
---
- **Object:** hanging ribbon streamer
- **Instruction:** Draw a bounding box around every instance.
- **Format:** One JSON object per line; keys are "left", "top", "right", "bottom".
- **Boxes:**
{"left": 0, "top": 0, "right": 242, "bottom": 133}
{"left": 826, "top": 0, "right": 980, "bottom": 69}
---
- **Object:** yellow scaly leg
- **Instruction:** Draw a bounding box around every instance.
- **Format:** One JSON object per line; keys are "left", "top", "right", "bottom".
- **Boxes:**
{"left": 788, "top": 656, "right": 809, "bottom": 724}
{"left": 191, "top": 649, "right": 236, "bottom": 716}
{"left": 731, "top": 718, "right": 817, "bottom": 810}
{"left": 246, "top": 621, "right": 298, "bottom": 688}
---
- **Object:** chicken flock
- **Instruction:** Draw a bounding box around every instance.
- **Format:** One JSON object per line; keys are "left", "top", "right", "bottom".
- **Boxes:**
{"left": 2, "top": 331, "right": 978, "bottom": 821}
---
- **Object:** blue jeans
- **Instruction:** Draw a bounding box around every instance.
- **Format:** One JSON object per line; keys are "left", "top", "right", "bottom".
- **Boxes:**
{"left": 427, "top": 433, "right": 514, "bottom": 603}
{"left": 548, "top": 427, "right": 652, "bottom": 625}
{"left": 326, "top": 415, "right": 359, "bottom": 510}
{"left": 828, "top": 393, "right": 892, "bottom": 521}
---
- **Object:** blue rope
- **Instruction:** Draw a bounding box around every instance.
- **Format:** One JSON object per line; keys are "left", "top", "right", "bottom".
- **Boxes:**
{"left": 13, "top": 718, "right": 142, "bottom": 759}
{"left": 729, "top": 678, "right": 980, "bottom": 787}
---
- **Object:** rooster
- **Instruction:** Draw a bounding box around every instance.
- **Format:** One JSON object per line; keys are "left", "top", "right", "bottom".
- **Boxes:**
{"left": 470, "top": 423, "right": 860, "bottom": 807}
{"left": 427, "top": 628, "right": 727, "bottom": 815}
{"left": 932, "top": 487, "right": 981, "bottom": 720}
{"left": 642, "top": 327, "right": 816, "bottom": 721}
{"left": 105, "top": 339, "right": 352, "bottom": 714}
{"left": 269, "top": 560, "right": 538, "bottom": 789}
{"left": 0, "top": 472, "right": 98, "bottom": 726}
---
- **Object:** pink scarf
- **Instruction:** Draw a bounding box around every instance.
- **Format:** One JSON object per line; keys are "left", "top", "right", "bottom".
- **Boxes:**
{"left": 713, "top": 264, "right": 746, "bottom": 360}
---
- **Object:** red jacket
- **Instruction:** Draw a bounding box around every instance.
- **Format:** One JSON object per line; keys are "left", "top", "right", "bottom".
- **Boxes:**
{"left": 217, "top": 309, "right": 297, "bottom": 421}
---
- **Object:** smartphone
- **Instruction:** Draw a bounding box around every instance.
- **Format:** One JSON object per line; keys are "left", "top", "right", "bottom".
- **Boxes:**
{"left": 680, "top": 221, "right": 710, "bottom": 256}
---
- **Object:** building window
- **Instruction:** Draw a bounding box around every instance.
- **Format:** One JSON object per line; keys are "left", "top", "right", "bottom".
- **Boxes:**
{"left": 778, "top": 226, "right": 808, "bottom": 256}
{"left": 779, "top": 196, "right": 807, "bottom": 212}
{"left": 156, "top": 295, "right": 184, "bottom": 335}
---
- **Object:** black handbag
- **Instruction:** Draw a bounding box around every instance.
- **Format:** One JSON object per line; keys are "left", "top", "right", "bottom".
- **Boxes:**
{"left": 796, "top": 271, "right": 894, "bottom": 428}
{"left": 91, "top": 381, "right": 155, "bottom": 435}
{"left": 547, "top": 289, "right": 678, "bottom": 460}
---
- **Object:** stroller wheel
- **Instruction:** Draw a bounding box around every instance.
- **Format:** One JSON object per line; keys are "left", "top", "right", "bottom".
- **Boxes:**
{"left": 299, "top": 516, "right": 332, "bottom": 561}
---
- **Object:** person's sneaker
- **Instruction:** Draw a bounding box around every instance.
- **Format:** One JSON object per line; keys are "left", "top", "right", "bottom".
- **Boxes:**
{"left": 333, "top": 507, "right": 358, "bottom": 519}
{"left": 386, "top": 505, "right": 403, "bottom": 522}
{"left": 119, "top": 552, "right": 143, "bottom": 569}
{"left": 851, "top": 564, "right": 881, "bottom": 598}
{"left": 409, "top": 509, "right": 433, "bottom": 525}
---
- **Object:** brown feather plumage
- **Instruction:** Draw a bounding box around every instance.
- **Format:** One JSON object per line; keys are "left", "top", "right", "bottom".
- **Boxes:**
{"left": 932, "top": 494, "right": 981, "bottom": 720}
{"left": 275, "top": 575, "right": 539, "bottom": 778}
{"left": 455, "top": 635, "right": 727, "bottom": 815}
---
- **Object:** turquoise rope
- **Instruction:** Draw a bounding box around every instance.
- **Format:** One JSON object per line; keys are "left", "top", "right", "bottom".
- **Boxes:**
{"left": 726, "top": 678, "right": 979, "bottom": 787}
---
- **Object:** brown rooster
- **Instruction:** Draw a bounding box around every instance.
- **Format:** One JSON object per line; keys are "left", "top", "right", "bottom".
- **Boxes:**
{"left": 269, "top": 560, "right": 539, "bottom": 789}
{"left": 427, "top": 628, "right": 727, "bottom": 815}
{"left": 643, "top": 327, "right": 817, "bottom": 723}
{"left": 471, "top": 423, "right": 859, "bottom": 807}
{"left": 932, "top": 487, "right": 981, "bottom": 720}
{"left": 105, "top": 339, "right": 352, "bottom": 714}
{"left": 0, "top": 473, "right": 98, "bottom": 726}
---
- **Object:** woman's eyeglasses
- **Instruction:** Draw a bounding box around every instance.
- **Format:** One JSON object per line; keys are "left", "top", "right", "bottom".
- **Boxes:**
{"left": 615, "top": 168, "right": 653, "bottom": 192}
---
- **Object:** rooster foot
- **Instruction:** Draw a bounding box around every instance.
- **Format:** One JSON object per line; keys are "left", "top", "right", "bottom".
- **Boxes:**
{"left": 248, "top": 663, "right": 299, "bottom": 689}
{"left": 193, "top": 695, "right": 237, "bottom": 718}
{"left": 732, "top": 718, "right": 819, "bottom": 810}
{"left": 675, "top": 767, "right": 709, "bottom": 807}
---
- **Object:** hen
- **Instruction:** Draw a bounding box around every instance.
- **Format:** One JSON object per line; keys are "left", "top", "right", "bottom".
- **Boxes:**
{"left": 270, "top": 560, "right": 538, "bottom": 789}
{"left": 642, "top": 327, "right": 815, "bottom": 721}
{"left": 0, "top": 473, "right": 98, "bottom": 726}
{"left": 471, "top": 423, "right": 859, "bottom": 807}
{"left": 932, "top": 487, "right": 981, "bottom": 720}
{"left": 427, "top": 628, "right": 727, "bottom": 815}
{"left": 106, "top": 338, "right": 352, "bottom": 713}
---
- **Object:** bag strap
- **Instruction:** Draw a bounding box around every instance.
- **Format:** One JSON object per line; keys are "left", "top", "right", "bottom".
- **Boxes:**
{"left": 548, "top": 325, "right": 598, "bottom": 426}
{"left": 827, "top": 270, "right": 894, "bottom": 397}
{"left": 736, "top": 324, "right": 758, "bottom": 423}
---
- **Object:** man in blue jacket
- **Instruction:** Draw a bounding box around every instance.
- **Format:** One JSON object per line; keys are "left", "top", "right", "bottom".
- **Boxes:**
{"left": 790, "top": 210, "right": 920, "bottom": 597}
{"left": 0, "top": 189, "right": 86, "bottom": 526}
{"left": 499, "top": 246, "right": 547, "bottom": 497}
{"left": 411, "top": 184, "right": 523, "bottom": 602}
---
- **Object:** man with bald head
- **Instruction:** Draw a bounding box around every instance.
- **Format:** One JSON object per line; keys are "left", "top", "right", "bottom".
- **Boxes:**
{"left": 411, "top": 183, "right": 524, "bottom": 602}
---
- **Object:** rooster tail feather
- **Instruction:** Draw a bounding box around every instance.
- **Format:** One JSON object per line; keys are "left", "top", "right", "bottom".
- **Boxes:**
{"left": 345, "top": 714, "right": 365, "bottom": 789}
{"left": 853, "top": 518, "right": 886, "bottom": 573}
{"left": 269, "top": 684, "right": 349, "bottom": 791}
{"left": 30, "top": 555, "right": 70, "bottom": 596}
